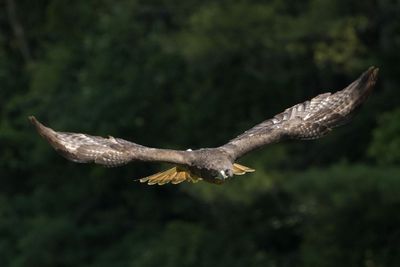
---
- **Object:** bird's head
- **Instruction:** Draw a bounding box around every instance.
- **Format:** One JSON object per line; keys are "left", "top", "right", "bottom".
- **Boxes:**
{"left": 205, "top": 159, "right": 234, "bottom": 181}
{"left": 190, "top": 149, "right": 234, "bottom": 182}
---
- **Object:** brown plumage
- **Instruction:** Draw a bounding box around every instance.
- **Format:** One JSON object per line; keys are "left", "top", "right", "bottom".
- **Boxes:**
{"left": 30, "top": 66, "right": 379, "bottom": 185}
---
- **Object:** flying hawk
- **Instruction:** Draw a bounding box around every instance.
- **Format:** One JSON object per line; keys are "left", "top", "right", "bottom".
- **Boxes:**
{"left": 30, "top": 66, "right": 379, "bottom": 185}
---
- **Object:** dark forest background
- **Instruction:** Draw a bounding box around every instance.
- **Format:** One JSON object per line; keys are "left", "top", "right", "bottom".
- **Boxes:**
{"left": 1, "top": 0, "right": 400, "bottom": 266}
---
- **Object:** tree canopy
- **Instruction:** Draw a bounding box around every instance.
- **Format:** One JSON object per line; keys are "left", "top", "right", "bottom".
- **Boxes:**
{"left": 1, "top": 0, "right": 400, "bottom": 266}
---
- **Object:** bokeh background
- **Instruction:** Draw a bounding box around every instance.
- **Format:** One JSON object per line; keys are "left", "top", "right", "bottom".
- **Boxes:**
{"left": 1, "top": 0, "right": 400, "bottom": 266}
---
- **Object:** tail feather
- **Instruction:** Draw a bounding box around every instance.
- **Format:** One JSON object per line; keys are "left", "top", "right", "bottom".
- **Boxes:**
{"left": 233, "top": 163, "right": 255, "bottom": 175}
{"left": 139, "top": 166, "right": 202, "bottom": 185}
{"left": 160, "top": 171, "right": 177, "bottom": 185}
{"left": 171, "top": 171, "right": 186, "bottom": 184}
{"left": 139, "top": 163, "right": 255, "bottom": 186}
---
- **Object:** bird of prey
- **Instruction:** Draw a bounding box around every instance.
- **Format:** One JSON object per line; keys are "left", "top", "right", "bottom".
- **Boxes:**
{"left": 30, "top": 66, "right": 379, "bottom": 185}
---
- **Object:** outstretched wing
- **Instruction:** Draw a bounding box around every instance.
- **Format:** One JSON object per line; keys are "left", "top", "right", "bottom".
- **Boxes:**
{"left": 29, "top": 116, "right": 192, "bottom": 167}
{"left": 221, "top": 66, "right": 379, "bottom": 159}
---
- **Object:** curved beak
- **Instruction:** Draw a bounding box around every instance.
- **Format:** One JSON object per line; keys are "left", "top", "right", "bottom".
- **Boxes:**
{"left": 219, "top": 170, "right": 228, "bottom": 179}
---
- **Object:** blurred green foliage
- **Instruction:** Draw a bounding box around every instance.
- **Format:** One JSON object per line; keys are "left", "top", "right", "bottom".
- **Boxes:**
{"left": 370, "top": 108, "right": 400, "bottom": 165}
{"left": 1, "top": 0, "right": 400, "bottom": 266}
